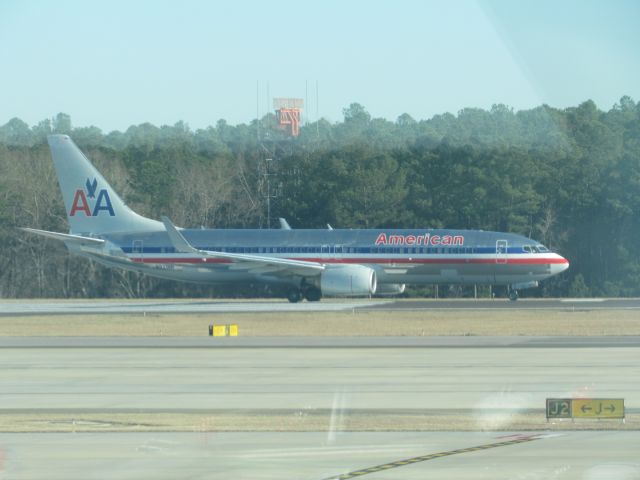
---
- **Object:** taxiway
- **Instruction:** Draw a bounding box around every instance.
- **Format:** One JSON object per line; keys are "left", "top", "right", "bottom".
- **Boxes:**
{"left": 0, "top": 431, "right": 638, "bottom": 480}
{"left": 2, "top": 339, "right": 638, "bottom": 411}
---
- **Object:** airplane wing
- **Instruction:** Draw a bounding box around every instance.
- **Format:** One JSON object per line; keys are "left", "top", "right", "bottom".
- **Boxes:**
{"left": 161, "top": 217, "right": 324, "bottom": 277}
{"left": 20, "top": 228, "right": 105, "bottom": 246}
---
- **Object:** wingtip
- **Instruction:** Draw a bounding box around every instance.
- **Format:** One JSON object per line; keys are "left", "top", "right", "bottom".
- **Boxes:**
{"left": 161, "top": 216, "right": 196, "bottom": 254}
{"left": 160, "top": 215, "right": 177, "bottom": 231}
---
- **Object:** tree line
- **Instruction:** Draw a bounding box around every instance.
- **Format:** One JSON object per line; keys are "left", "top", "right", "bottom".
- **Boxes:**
{"left": 1, "top": 96, "right": 639, "bottom": 298}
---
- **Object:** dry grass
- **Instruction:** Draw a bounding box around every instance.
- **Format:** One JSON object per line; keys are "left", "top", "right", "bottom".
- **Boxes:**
{"left": 1, "top": 309, "right": 639, "bottom": 336}
{"left": 0, "top": 411, "right": 636, "bottom": 433}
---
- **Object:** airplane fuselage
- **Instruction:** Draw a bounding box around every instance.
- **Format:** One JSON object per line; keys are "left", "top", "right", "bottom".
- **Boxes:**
{"left": 73, "top": 227, "right": 567, "bottom": 288}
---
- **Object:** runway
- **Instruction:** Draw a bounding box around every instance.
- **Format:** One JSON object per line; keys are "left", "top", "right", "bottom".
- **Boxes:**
{"left": 0, "top": 299, "right": 388, "bottom": 315}
{"left": 367, "top": 297, "right": 640, "bottom": 311}
{"left": 2, "top": 297, "right": 640, "bottom": 315}
{"left": 1, "top": 310, "right": 639, "bottom": 478}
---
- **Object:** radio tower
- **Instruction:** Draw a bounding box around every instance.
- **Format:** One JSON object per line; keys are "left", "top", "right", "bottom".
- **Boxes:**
{"left": 257, "top": 94, "right": 304, "bottom": 228}
{"left": 273, "top": 98, "right": 304, "bottom": 137}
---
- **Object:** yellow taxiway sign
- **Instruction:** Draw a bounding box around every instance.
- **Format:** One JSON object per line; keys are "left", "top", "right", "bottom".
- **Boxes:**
{"left": 572, "top": 398, "right": 625, "bottom": 419}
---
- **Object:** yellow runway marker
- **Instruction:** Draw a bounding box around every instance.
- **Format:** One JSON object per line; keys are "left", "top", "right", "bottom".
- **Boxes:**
{"left": 320, "top": 435, "right": 541, "bottom": 480}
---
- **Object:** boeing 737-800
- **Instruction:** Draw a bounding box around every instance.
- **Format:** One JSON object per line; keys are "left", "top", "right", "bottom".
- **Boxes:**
{"left": 23, "top": 135, "right": 569, "bottom": 302}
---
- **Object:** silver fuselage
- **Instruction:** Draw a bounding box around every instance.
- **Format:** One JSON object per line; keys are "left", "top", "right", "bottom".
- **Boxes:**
{"left": 69, "top": 227, "right": 569, "bottom": 287}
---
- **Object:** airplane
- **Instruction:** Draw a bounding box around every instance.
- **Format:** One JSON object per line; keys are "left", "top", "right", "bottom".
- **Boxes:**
{"left": 22, "top": 135, "right": 569, "bottom": 302}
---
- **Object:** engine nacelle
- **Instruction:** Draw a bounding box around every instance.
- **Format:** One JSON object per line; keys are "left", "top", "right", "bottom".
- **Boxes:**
{"left": 375, "top": 283, "right": 406, "bottom": 296}
{"left": 511, "top": 281, "right": 539, "bottom": 290}
{"left": 320, "top": 265, "right": 377, "bottom": 296}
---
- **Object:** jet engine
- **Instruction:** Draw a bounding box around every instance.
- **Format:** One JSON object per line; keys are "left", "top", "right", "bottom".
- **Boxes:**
{"left": 320, "top": 265, "right": 377, "bottom": 296}
{"left": 375, "top": 283, "right": 406, "bottom": 296}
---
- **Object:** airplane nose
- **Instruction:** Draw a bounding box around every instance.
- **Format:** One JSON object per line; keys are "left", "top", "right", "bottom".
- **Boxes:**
{"left": 552, "top": 256, "right": 570, "bottom": 274}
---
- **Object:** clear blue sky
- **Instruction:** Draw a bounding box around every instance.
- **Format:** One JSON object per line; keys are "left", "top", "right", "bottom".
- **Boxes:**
{"left": 1, "top": 0, "right": 638, "bottom": 132}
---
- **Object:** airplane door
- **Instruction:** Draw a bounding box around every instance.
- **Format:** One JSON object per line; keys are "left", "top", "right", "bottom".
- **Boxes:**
{"left": 496, "top": 240, "right": 508, "bottom": 264}
{"left": 133, "top": 240, "right": 143, "bottom": 258}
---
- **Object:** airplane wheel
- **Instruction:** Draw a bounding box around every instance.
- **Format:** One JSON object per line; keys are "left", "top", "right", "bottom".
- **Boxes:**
{"left": 287, "top": 289, "right": 303, "bottom": 303}
{"left": 304, "top": 287, "right": 322, "bottom": 302}
{"left": 509, "top": 290, "right": 519, "bottom": 301}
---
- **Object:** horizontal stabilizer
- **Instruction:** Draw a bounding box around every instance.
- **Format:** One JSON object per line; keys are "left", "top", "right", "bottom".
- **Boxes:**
{"left": 20, "top": 227, "right": 105, "bottom": 246}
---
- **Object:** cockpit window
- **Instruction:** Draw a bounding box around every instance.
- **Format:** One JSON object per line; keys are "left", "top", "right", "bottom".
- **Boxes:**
{"left": 536, "top": 244, "right": 550, "bottom": 253}
{"left": 523, "top": 245, "right": 533, "bottom": 253}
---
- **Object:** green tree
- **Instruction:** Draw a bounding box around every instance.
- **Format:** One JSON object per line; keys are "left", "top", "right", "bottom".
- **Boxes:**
{"left": 0, "top": 117, "right": 33, "bottom": 145}
{"left": 568, "top": 274, "right": 590, "bottom": 297}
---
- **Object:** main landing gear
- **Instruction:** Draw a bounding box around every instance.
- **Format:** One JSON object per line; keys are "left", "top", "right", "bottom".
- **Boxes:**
{"left": 286, "top": 289, "right": 303, "bottom": 303}
{"left": 509, "top": 289, "right": 519, "bottom": 301}
{"left": 286, "top": 286, "right": 322, "bottom": 303}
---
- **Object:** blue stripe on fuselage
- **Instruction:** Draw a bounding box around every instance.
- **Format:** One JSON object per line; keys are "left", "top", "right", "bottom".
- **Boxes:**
{"left": 120, "top": 246, "right": 530, "bottom": 254}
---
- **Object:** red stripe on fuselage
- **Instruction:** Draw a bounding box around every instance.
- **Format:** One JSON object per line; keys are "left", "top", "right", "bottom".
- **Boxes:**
{"left": 130, "top": 256, "right": 568, "bottom": 265}
{"left": 131, "top": 257, "right": 230, "bottom": 264}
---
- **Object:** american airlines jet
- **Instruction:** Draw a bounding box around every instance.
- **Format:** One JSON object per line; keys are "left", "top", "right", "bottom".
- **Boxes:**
{"left": 23, "top": 135, "right": 569, "bottom": 302}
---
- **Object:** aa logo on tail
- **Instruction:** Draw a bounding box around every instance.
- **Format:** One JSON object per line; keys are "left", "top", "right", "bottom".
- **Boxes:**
{"left": 70, "top": 178, "right": 115, "bottom": 216}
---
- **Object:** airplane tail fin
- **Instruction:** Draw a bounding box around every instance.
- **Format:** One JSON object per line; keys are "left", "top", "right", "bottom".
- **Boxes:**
{"left": 47, "top": 135, "right": 163, "bottom": 235}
